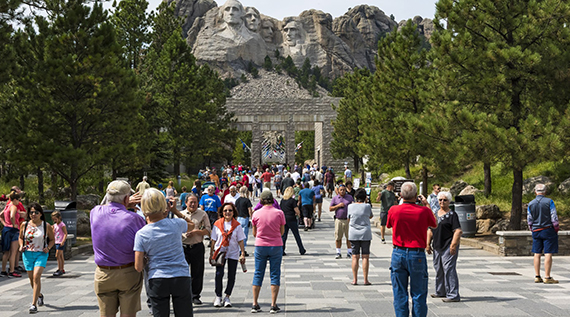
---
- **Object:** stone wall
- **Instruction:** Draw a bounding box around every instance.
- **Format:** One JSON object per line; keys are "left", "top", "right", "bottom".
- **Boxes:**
{"left": 226, "top": 97, "right": 348, "bottom": 171}
{"left": 496, "top": 231, "right": 570, "bottom": 256}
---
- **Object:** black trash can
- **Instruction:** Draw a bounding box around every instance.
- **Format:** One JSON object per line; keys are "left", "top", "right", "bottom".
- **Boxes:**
{"left": 454, "top": 195, "right": 476, "bottom": 238}
{"left": 54, "top": 201, "right": 77, "bottom": 246}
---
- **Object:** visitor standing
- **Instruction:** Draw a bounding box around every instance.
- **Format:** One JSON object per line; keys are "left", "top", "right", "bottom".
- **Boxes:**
{"left": 298, "top": 183, "right": 315, "bottom": 231}
{"left": 199, "top": 185, "right": 222, "bottom": 227}
{"left": 234, "top": 186, "right": 253, "bottom": 256}
{"left": 51, "top": 211, "right": 68, "bottom": 276}
{"left": 1, "top": 189, "right": 26, "bottom": 277}
{"left": 427, "top": 184, "right": 441, "bottom": 213}
{"left": 135, "top": 176, "right": 150, "bottom": 195}
{"left": 330, "top": 185, "right": 353, "bottom": 259}
{"left": 311, "top": 180, "right": 325, "bottom": 222}
{"left": 376, "top": 181, "right": 397, "bottom": 244}
{"left": 347, "top": 189, "right": 373, "bottom": 285}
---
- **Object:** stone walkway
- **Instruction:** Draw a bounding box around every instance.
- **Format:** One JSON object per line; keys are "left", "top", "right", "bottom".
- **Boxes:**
{"left": 1, "top": 196, "right": 570, "bottom": 316}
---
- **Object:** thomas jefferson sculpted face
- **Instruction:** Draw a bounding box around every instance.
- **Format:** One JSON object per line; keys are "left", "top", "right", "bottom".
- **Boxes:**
{"left": 283, "top": 21, "right": 302, "bottom": 46}
{"left": 244, "top": 7, "right": 260, "bottom": 32}
{"left": 221, "top": 0, "right": 244, "bottom": 26}
{"left": 260, "top": 20, "right": 275, "bottom": 43}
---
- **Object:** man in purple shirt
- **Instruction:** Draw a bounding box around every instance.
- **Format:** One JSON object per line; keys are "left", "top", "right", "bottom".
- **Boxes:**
{"left": 329, "top": 185, "right": 353, "bottom": 259}
{"left": 91, "top": 180, "right": 146, "bottom": 317}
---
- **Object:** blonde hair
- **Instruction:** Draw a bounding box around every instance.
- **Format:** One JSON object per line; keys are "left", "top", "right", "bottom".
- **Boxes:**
{"left": 168, "top": 180, "right": 174, "bottom": 189}
{"left": 282, "top": 187, "right": 295, "bottom": 200}
{"left": 141, "top": 188, "right": 167, "bottom": 216}
{"left": 51, "top": 210, "right": 62, "bottom": 219}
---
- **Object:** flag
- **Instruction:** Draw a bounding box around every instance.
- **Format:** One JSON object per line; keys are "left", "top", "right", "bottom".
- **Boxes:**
{"left": 240, "top": 139, "right": 251, "bottom": 152}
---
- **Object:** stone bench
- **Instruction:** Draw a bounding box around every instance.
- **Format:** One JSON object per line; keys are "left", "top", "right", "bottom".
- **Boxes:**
{"left": 496, "top": 231, "right": 570, "bottom": 256}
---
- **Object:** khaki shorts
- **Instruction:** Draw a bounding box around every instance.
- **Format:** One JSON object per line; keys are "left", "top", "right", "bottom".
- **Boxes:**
{"left": 94, "top": 265, "right": 143, "bottom": 316}
{"left": 334, "top": 219, "right": 349, "bottom": 241}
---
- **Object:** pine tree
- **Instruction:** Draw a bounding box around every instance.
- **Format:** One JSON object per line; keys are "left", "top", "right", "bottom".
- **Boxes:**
{"left": 263, "top": 55, "right": 273, "bottom": 71}
{"left": 432, "top": 0, "right": 570, "bottom": 229}
{"left": 111, "top": 0, "right": 152, "bottom": 69}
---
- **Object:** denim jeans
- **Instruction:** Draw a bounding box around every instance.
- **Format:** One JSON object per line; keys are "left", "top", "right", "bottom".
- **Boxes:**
{"left": 253, "top": 246, "right": 282, "bottom": 286}
{"left": 282, "top": 221, "right": 306, "bottom": 254}
{"left": 237, "top": 217, "right": 249, "bottom": 248}
{"left": 390, "top": 248, "right": 428, "bottom": 317}
{"left": 215, "top": 259, "right": 238, "bottom": 297}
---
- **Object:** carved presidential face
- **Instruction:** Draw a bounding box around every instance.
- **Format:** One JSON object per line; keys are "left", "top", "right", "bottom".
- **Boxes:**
{"left": 283, "top": 21, "right": 302, "bottom": 46}
{"left": 260, "top": 20, "right": 275, "bottom": 43}
{"left": 222, "top": 0, "right": 244, "bottom": 25}
{"left": 244, "top": 8, "right": 260, "bottom": 32}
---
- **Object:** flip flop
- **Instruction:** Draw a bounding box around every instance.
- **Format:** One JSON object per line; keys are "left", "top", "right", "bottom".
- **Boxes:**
{"left": 351, "top": 281, "right": 358, "bottom": 285}
{"left": 364, "top": 282, "right": 372, "bottom": 285}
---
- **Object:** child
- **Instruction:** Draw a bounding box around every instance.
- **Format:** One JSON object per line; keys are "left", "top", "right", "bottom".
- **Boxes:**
{"left": 51, "top": 211, "right": 67, "bottom": 276}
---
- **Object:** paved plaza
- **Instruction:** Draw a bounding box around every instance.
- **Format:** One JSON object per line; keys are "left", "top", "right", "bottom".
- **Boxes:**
{"left": 1, "top": 196, "right": 570, "bottom": 316}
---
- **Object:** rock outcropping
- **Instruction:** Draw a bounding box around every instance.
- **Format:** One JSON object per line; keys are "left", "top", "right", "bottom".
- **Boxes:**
{"left": 177, "top": 0, "right": 400, "bottom": 78}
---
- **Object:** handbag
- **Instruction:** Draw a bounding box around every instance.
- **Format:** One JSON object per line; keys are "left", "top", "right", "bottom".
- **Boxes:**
{"left": 209, "top": 250, "right": 227, "bottom": 267}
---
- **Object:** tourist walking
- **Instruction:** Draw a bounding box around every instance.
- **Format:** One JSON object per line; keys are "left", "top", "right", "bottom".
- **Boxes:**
{"left": 210, "top": 203, "right": 246, "bottom": 308}
{"left": 298, "top": 182, "right": 315, "bottom": 231}
{"left": 199, "top": 185, "right": 222, "bottom": 227}
{"left": 235, "top": 186, "right": 253, "bottom": 255}
{"left": 324, "top": 169, "right": 335, "bottom": 198}
{"left": 134, "top": 188, "right": 196, "bottom": 317}
{"left": 165, "top": 180, "right": 177, "bottom": 199}
{"left": 426, "top": 191, "right": 462, "bottom": 302}
{"left": 280, "top": 187, "right": 306, "bottom": 256}
{"left": 1, "top": 189, "right": 26, "bottom": 277}
{"left": 180, "top": 194, "right": 211, "bottom": 305}
{"left": 51, "top": 211, "right": 68, "bottom": 276}
{"left": 376, "top": 181, "right": 397, "bottom": 244}
{"left": 18, "top": 203, "right": 55, "bottom": 313}
{"left": 527, "top": 183, "right": 560, "bottom": 284}
{"left": 347, "top": 189, "right": 373, "bottom": 285}
{"left": 387, "top": 182, "right": 436, "bottom": 317}
{"left": 312, "top": 180, "right": 325, "bottom": 222}
{"left": 251, "top": 190, "right": 286, "bottom": 314}
{"left": 330, "top": 185, "right": 353, "bottom": 259}
{"left": 135, "top": 176, "right": 150, "bottom": 195}
{"left": 91, "top": 180, "right": 146, "bottom": 317}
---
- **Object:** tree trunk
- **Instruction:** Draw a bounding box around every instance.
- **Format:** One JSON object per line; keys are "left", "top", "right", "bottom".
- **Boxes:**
{"left": 508, "top": 168, "right": 524, "bottom": 230}
{"left": 484, "top": 162, "right": 492, "bottom": 197}
{"left": 421, "top": 166, "right": 428, "bottom": 196}
{"left": 353, "top": 156, "right": 360, "bottom": 181}
{"left": 174, "top": 150, "right": 181, "bottom": 176}
{"left": 404, "top": 161, "right": 412, "bottom": 179}
{"left": 51, "top": 171, "right": 58, "bottom": 190}
{"left": 70, "top": 163, "right": 78, "bottom": 201}
{"left": 38, "top": 168, "right": 44, "bottom": 204}
{"left": 19, "top": 174, "right": 25, "bottom": 191}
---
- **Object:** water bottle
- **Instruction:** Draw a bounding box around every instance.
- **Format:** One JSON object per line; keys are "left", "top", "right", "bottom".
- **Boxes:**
{"left": 241, "top": 262, "right": 247, "bottom": 273}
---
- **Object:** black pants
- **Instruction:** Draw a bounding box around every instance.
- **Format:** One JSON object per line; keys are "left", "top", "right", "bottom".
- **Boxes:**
{"left": 215, "top": 259, "right": 238, "bottom": 297}
{"left": 183, "top": 243, "right": 205, "bottom": 300}
{"left": 207, "top": 211, "right": 218, "bottom": 227}
{"left": 282, "top": 221, "right": 306, "bottom": 254}
{"left": 148, "top": 277, "right": 193, "bottom": 317}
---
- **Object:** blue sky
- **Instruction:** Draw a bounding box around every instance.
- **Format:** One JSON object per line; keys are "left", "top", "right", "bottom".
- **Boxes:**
{"left": 144, "top": 0, "right": 438, "bottom": 21}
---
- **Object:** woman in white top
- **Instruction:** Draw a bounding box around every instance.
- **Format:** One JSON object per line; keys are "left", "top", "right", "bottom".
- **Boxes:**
{"left": 18, "top": 203, "right": 55, "bottom": 314}
{"left": 210, "top": 203, "right": 246, "bottom": 308}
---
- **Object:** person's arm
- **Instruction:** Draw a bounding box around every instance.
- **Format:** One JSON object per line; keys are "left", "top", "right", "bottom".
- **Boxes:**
{"left": 449, "top": 228, "right": 463, "bottom": 255}
{"left": 426, "top": 229, "right": 433, "bottom": 255}
{"left": 45, "top": 224, "right": 56, "bottom": 253}
{"left": 248, "top": 207, "right": 253, "bottom": 217}
{"left": 238, "top": 240, "right": 246, "bottom": 264}
{"left": 18, "top": 222, "right": 26, "bottom": 252}
{"left": 280, "top": 224, "right": 285, "bottom": 236}
{"left": 527, "top": 205, "right": 534, "bottom": 231}
{"left": 168, "top": 200, "right": 195, "bottom": 232}
{"left": 10, "top": 205, "right": 18, "bottom": 227}
{"left": 61, "top": 225, "right": 68, "bottom": 245}
{"left": 550, "top": 200, "right": 559, "bottom": 232}
{"left": 0, "top": 208, "right": 5, "bottom": 226}
{"left": 294, "top": 206, "right": 301, "bottom": 217}
{"left": 134, "top": 251, "right": 145, "bottom": 272}
{"left": 252, "top": 225, "right": 257, "bottom": 237}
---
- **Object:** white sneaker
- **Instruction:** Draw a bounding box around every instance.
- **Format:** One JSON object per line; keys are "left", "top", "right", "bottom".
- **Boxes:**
{"left": 223, "top": 296, "right": 232, "bottom": 307}
{"left": 214, "top": 296, "right": 222, "bottom": 307}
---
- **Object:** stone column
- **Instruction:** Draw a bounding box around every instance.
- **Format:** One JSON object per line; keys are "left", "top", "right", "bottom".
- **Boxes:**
{"left": 314, "top": 121, "right": 323, "bottom": 167}
{"left": 321, "top": 117, "right": 336, "bottom": 169}
{"left": 251, "top": 119, "right": 261, "bottom": 167}
{"left": 285, "top": 119, "right": 296, "bottom": 165}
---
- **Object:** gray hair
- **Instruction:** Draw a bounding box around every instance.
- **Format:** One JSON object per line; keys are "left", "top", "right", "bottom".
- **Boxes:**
{"left": 229, "top": 185, "right": 237, "bottom": 191}
{"left": 106, "top": 180, "right": 132, "bottom": 204}
{"left": 208, "top": 185, "right": 215, "bottom": 191}
{"left": 143, "top": 176, "right": 147, "bottom": 181}
{"left": 535, "top": 184, "right": 546, "bottom": 194}
{"left": 400, "top": 182, "right": 417, "bottom": 200}
{"left": 437, "top": 191, "right": 452, "bottom": 202}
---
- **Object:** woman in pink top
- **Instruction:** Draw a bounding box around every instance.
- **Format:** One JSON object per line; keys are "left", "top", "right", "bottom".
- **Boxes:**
{"left": 1, "top": 190, "right": 27, "bottom": 277}
{"left": 250, "top": 190, "right": 285, "bottom": 314}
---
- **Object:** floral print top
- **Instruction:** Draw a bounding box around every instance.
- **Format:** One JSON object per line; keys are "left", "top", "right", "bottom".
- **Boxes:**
{"left": 23, "top": 221, "right": 46, "bottom": 252}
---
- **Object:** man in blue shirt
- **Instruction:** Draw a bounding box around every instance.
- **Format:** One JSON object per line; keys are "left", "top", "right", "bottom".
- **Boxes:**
{"left": 527, "top": 184, "right": 560, "bottom": 284}
{"left": 298, "top": 183, "right": 315, "bottom": 231}
{"left": 199, "top": 185, "right": 222, "bottom": 227}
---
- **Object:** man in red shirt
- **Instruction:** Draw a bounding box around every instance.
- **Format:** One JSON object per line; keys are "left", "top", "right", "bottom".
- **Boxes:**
{"left": 387, "top": 182, "right": 436, "bottom": 317}
{"left": 261, "top": 169, "right": 274, "bottom": 190}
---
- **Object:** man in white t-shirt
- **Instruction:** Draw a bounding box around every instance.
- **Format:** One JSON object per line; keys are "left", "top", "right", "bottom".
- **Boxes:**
{"left": 224, "top": 186, "right": 240, "bottom": 205}
{"left": 291, "top": 170, "right": 301, "bottom": 183}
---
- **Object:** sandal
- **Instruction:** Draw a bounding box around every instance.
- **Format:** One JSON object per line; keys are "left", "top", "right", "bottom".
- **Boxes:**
{"left": 364, "top": 282, "right": 372, "bottom": 285}
{"left": 351, "top": 281, "right": 358, "bottom": 285}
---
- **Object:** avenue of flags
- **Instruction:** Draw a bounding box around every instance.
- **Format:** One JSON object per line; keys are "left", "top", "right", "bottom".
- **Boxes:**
{"left": 240, "top": 136, "right": 301, "bottom": 162}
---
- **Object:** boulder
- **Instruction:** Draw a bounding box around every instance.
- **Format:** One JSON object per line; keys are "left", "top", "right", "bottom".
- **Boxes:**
{"left": 522, "top": 176, "right": 554, "bottom": 195}
{"left": 459, "top": 185, "right": 482, "bottom": 196}
{"left": 491, "top": 219, "right": 529, "bottom": 233}
{"left": 76, "top": 194, "right": 101, "bottom": 210}
{"left": 76, "top": 211, "right": 91, "bottom": 236}
{"left": 450, "top": 180, "right": 468, "bottom": 197}
{"left": 558, "top": 177, "right": 570, "bottom": 195}
{"left": 57, "top": 187, "right": 72, "bottom": 200}
{"left": 476, "top": 219, "right": 496, "bottom": 234}
{"left": 476, "top": 204, "right": 502, "bottom": 220}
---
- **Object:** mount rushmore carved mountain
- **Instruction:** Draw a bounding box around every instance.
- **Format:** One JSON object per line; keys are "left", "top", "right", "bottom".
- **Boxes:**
{"left": 166, "top": 0, "right": 433, "bottom": 78}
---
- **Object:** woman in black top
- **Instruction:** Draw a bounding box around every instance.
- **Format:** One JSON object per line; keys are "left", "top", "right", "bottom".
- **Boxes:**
{"left": 426, "top": 191, "right": 463, "bottom": 302}
{"left": 280, "top": 187, "right": 306, "bottom": 256}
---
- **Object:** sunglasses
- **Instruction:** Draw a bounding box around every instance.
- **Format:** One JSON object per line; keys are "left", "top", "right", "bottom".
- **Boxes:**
{"left": 438, "top": 199, "right": 448, "bottom": 202}
{"left": 30, "top": 211, "right": 41, "bottom": 215}
{"left": 223, "top": 209, "right": 234, "bottom": 213}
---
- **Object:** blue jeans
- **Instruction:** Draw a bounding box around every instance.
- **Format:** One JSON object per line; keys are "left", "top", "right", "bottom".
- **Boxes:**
{"left": 253, "top": 246, "right": 282, "bottom": 286}
{"left": 390, "top": 248, "right": 428, "bottom": 317}
{"left": 237, "top": 217, "right": 249, "bottom": 248}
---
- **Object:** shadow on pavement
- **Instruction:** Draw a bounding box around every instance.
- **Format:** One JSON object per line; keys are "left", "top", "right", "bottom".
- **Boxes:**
{"left": 44, "top": 304, "right": 99, "bottom": 311}
{"left": 460, "top": 296, "right": 518, "bottom": 302}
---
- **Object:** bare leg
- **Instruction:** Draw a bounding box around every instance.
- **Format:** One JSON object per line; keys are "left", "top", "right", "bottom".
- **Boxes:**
{"left": 346, "top": 240, "right": 352, "bottom": 249}
{"left": 351, "top": 254, "right": 359, "bottom": 284}
{"left": 252, "top": 285, "right": 261, "bottom": 306}
{"left": 2, "top": 251, "right": 8, "bottom": 272}
{"left": 317, "top": 203, "right": 322, "bottom": 219}
{"left": 9, "top": 240, "right": 18, "bottom": 272}
{"left": 56, "top": 250, "right": 64, "bottom": 271}
{"left": 27, "top": 270, "right": 34, "bottom": 288}
{"left": 534, "top": 253, "right": 541, "bottom": 276}
{"left": 335, "top": 240, "right": 341, "bottom": 248}
{"left": 381, "top": 226, "right": 386, "bottom": 240}
{"left": 32, "top": 266, "right": 44, "bottom": 306}
{"left": 544, "top": 253, "right": 553, "bottom": 278}
{"left": 362, "top": 254, "right": 370, "bottom": 284}
{"left": 270, "top": 285, "right": 280, "bottom": 306}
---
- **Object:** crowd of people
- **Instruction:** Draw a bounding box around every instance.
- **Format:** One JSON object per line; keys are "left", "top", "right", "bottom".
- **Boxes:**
{"left": 0, "top": 164, "right": 560, "bottom": 317}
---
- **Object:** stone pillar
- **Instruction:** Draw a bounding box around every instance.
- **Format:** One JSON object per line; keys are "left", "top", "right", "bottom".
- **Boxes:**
{"left": 314, "top": 121, "right": 323, "bottom": 167}
{"left": 321, "top": 116, "right": 337, "bottom": 169}
{"left": 251, "top": 120, "right": 261, "bottom": 167}
{"left": 285, "top": 119, "right": 296, "bottom": 165}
